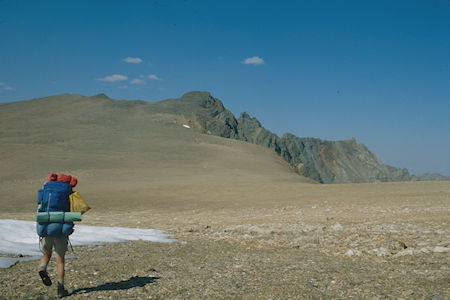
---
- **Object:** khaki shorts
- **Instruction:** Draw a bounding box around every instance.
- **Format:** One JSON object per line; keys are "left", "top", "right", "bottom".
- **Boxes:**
{"left": 40, "top": 236, "right": 68, "bottom": 255}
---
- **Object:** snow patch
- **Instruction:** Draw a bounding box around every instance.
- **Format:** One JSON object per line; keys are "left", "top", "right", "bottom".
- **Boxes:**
{"left": 0, "top": 256, "right": 42, "bottom": 269}
{"left": 0, "top": 219, "right": 175, "bottom": 268}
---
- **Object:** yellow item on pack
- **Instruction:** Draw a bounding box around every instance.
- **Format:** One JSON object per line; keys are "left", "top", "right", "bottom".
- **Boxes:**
{"left": 69, "top": 192, "right": 91, "bottom": 214}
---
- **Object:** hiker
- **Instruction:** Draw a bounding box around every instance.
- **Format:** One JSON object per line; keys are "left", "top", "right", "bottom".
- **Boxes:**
{"left": 37, "top": 173, "right": 78, "bottom": 298}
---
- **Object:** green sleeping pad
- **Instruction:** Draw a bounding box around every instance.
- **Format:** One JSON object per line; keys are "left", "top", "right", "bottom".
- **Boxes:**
{"left": 36, "top": 212, "right": 82, "bottom": 222}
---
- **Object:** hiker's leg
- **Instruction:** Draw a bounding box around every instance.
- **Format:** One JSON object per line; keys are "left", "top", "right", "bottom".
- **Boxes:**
{"left": 55, "top": 252, "right": 65, "bottom": 281}
{"left": 39, "top": 237, "right": 53, "bottom": 286}
{"left": 39, "top": 250, "right": 52, "bottom": 269}
{"left": 56, "top": 251, "right": 69, "bottom": 297}
{"left": 39, "top": 237, "right": 53, "bottom": 270}
{"left": 53, "top": 236, "right": 68, "bottom": 281}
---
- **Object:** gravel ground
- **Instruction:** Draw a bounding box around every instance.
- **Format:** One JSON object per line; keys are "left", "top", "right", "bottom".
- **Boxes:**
{"left": 1, "top": 181, "right": 448, "bottom": 299}
{"left": 1, "top": 232, "right": 448, "bottom": 300}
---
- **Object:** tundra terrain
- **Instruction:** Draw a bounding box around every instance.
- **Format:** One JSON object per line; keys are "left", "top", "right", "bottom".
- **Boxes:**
{"left": 0, "top": 94, "right": 448, "bottom": 299}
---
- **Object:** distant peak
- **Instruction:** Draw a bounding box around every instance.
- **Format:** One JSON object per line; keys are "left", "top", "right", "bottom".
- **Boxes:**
{"left": 239, "top": 112, "right": 251, "bottom": 119}
{"left": 91, "top": 93, "right": 110, "bottom": 99}
{"left": 181, "top": 91, "right": 212, "bottom": 99}
{"left": 179, "top": 91, "right": 225, "bottom": 110}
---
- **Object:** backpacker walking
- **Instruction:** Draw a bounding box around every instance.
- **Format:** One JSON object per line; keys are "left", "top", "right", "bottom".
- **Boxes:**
{"left": 36, "top": 173, "right": 78, "bottom": 298}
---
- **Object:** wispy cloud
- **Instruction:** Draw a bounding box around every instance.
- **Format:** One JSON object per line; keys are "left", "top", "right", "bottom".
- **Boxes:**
{"left": 130, "top": 78, "right": 145, "bottom": 84}
{"left": 97, "top": 74, "right": 128, "bottom": 82}
{"left": 0, "top": 82, "right": 12, "bottom": 90}
{"left": 123, "top": 57, "right": 143, "bottom": 64}
{"left": 241, "top": 56, "right": 265, "bottom": 65}
{"left": 118, "top": 85, "right": 128, "bottom": 89}
{"left": 140, "top": 74, "right": 162, "bottom": 80}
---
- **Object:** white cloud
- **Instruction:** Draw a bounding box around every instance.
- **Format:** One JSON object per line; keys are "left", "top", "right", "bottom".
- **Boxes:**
{"left": 97, "top": 74, "right": 128, "bottom": 82}
{"left": 118, "top": 85, "right": 129, "bottom": 89}
{"left": 241, "top": 56, "right": 265, "bottom": 65}
{"left": 123, "top": 57, "right": 143, "bottom": 64}
{"left": 130, "top": 78, "right": 145, "bottom": 84}
{"left": 149, "top": 74, "right": 161, "bottom": 80}
{"left": 0, "top": 82, "right": 12, "bottom": 90}
{"left": 140, "top": 74, "right": 162, "bottom": 80}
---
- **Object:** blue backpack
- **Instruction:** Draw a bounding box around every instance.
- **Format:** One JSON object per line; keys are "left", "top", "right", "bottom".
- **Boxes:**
{"left": 36, "top": 181, "right": 74, "bottom": 237}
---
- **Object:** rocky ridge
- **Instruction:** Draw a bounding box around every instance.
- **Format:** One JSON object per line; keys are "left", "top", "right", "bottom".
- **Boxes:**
{"left": 176, "top": 91, "right": 412, "bottom": 183}
{"left": 2, "top": 91, "right": 444, "bottom": 184}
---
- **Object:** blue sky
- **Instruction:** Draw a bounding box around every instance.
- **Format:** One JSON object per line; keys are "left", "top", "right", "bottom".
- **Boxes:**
{"left": 1, "top": 0, "right": 449, "bottom": 175}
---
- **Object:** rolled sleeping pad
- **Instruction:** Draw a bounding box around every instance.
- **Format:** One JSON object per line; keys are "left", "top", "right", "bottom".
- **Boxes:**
{"left": 36, "top": 212, "right": 82, "bottom": 223}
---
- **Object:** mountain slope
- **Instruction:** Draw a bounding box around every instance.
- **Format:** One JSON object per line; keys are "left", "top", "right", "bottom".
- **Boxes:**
{"left": 171, "top": 92, "right": 411, "bottom": 183}
{"left": 0, "top": 92, "right": 311, "bottom": 212}
{"left": 0, "top": 91, "right": 421, "bottom": 186}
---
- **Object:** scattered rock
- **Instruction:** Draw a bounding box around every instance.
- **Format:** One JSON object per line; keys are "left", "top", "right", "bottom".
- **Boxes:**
{"left": 432, "top": 246, "right": 449, "bottom": 253}
{"left": 344, "top": 249, "right": 354, "bottom": 256}
{"left": 344, "top": 249, "right": 361, "bottom": 256}
{"left": 146, "top": 268, "right": 158, "bottom": 273}
{"left": 369, "top": 247, "right": 391, "bottom": 256}
{"left": 331, "top": 223, "right": 343, "bottom": 231}
{"left": 392, "top": 240, "right": 408, "bottom": 250}
{"left": 306, "top": 280, "right": 319, "bottom": 288}
{"left": 394, "top": 248, "right": 422, "bottom": 257}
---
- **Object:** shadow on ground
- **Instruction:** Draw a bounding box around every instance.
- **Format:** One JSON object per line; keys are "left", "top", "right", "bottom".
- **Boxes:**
{"left": 70, "top": 275, "right": 160, "bottom": 295}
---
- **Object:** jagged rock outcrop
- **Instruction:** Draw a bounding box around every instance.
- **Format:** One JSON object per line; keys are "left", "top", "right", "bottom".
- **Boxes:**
{"left": 278, "top": 135, "right": 411, "bottom": 183}
{"left": 160, "top": 91, "right": 240, "bottom": 138}
{"left": 177, "top": 92, "right": 412, "bottom": 184}
{"left": 237, "top": 112, "right": 283, "bottom": 154}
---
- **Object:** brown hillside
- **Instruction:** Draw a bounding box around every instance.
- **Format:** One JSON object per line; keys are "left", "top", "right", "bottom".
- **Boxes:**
{"left": 0, "top": 93, "right": 312, "bottom": 214}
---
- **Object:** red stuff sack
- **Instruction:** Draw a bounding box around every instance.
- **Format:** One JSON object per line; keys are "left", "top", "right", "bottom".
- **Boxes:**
{"left": 57, "top": 174, "right": 71, "bottom": 183}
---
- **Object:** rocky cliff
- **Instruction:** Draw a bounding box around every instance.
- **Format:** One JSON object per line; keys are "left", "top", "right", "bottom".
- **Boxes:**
{"left": 175, "top": 91, "right": 412, "bottom": 183}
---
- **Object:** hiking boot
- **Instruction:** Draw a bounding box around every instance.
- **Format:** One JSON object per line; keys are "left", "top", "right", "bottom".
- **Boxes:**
{"left": 57, "top": 282, "right": 69, "bottom": 298}
{"left": 39, "top": 270, "right": 52, "bottom": 286}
